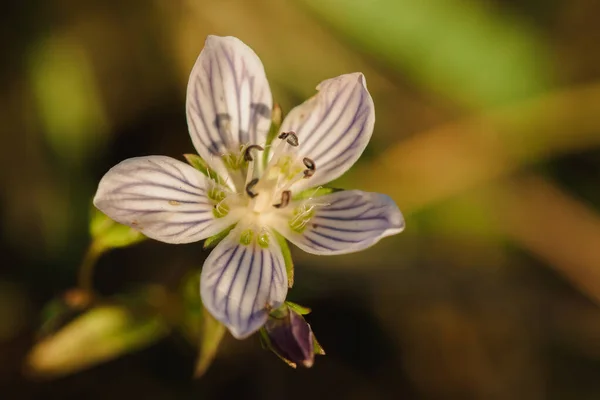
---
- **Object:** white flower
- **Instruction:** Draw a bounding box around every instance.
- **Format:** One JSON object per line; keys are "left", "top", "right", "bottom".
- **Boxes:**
{"left": 94, "top": 36, "right": 405, "bottom": 339}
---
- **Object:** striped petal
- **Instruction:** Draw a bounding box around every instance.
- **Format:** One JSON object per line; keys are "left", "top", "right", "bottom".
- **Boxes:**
{"left": 200, "top": 227, "right": 288, "bottom": 339}
{"left": 279, "top": 73, "right": 374, "bottom": 191}
{"left": 271, "top": 190, "right": 404, "bottom": 255}
{"left": 186, "top": 35, "right": 273, "bottom": 186}
{"left": 94, "top": 156, "right": 241, "bottom": 244}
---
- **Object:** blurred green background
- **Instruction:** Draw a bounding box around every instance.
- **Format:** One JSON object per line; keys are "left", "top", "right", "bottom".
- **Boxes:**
{"left": 3, "top": 0, "right": 600, "bottom": 398}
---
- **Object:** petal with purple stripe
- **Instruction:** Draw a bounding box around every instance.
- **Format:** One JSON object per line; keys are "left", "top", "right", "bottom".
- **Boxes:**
{"left": 200, "top": 227, "right": 288, "bottom": 339}
{"left": 186, "top": 36, "right": 273, "bottom": 187}
{"left": 93, "top": 156, "right": 241, "bottom": 244}
{"left": 278, "top": 73, "right": 375, "bottom": 192}
{"left": 271, "top": 190, "right": 404, "bottom": 255}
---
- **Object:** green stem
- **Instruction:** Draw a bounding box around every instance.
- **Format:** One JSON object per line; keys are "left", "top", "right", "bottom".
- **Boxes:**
{"left": 77, "top": 241, "right": 105, "bottom": 296}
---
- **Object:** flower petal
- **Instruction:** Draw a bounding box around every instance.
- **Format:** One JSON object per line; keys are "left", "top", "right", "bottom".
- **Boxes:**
{"left": 200, "top": 227, "right": 288, "bottom": 339}
{"left": 279, "top": 73, "right": 374, "bottom": 191}
{"left": 94, "top": 156, "right": 241, "bottom": 244}
{"left": 272, "top": 190, "right": 404, "bottom": 255}
{"left": 186, "top": 35, "right": 273, "bottom": 183}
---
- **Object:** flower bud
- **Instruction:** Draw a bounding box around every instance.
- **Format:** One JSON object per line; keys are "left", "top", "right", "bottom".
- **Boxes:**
{"left": 261, "top": 303, "right": 323, "bottom": 368}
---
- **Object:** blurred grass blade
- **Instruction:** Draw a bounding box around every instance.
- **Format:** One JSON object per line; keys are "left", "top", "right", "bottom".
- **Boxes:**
{"left": 299, "top": 0, "right": 552, "bottom": 108}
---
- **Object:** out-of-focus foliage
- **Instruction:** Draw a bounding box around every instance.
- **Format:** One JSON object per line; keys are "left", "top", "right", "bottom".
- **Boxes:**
{"left": 300, "top": 0, "right": 552, "bottom": 108}
{"left": 2, "top": 0, "right": 600, "bottom": 398}
{"left": 28, "top": 34, "right": 108, "bottom": 166}
{"left": 27, "top": 290, "right": 169, "bottom": 378}
{"left": 89, "top": 208, "right": 146, "bottom": 250}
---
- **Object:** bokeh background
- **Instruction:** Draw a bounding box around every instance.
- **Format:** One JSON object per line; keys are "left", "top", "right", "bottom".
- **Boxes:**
{"left": 2, "top": 0, "right": 600, "bottom": 398}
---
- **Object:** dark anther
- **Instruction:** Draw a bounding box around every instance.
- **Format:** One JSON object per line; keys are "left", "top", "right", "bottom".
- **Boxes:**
{"left": 303, "top": 169, "right": 315, "bottom": 178}
{"left": 246, "top": 178, "right": 259, "bottom": 198}
{"left": 273, "top": 190, "right": 291, "bottom": 209}
{"left": 244, "top": 145, "right": 264, "bottom": 161}
{"left": 302, "top": 157, "right": 316, "bottom": 178}
{"left": 286, "top": 132, "right": 299, "bottom": 146}
{"left": 303, "top": 157, "right": 315, "bottom": 170}
{"left": 278, "top": 131, "right": 299, "bottom": 147}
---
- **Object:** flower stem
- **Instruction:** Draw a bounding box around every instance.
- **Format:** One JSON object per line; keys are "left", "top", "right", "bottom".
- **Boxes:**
{"left": 77, "top": 241, "right": 105, "bottom": 296}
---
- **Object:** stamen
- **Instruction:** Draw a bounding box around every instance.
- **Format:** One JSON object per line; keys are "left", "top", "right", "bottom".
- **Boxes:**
{"left": 278, "top": 131, "right": 299, "bottom": 147}
{"left": 243, "top": 145, "right": 264, "bottom": 162}
{"left": 303, "top": 157, "right": 316, "bottom": 178}
{"left": 273, "top": 190, "right": 291, "bottom": 208}
{"left": 245, "top": 178, "right": 259, "bottom": 198}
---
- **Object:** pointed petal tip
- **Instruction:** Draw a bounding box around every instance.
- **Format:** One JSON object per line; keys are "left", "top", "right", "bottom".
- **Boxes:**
{"left": 348, "top": 72, "right": 366, "bottom": 85}
{"left": 92, "top": 192, "right": 101, "bottom": 210}
{"left": 315, "top": 72, "right": 368, "bottom": 91}
{"left": 205, "top": 35, "right": 236, "bottom": 46}
{"left": 187, "top": 34, "right": 272, "bottom": 180}
{"left": 383, "top": 194, "right": 406, "bottom": 231}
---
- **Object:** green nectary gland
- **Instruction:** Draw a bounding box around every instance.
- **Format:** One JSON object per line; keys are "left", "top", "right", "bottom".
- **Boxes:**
{"left": 240, "top": 229, "right": 254, "bottom": 245}
{"left": 258, "top": 232, "right": 270, "bottom": 248}
{"left": 239, "top": 229, "right": 270, "bottom": 248}
{"left": 212, "top": 202, "right": 229, "bottom": 218}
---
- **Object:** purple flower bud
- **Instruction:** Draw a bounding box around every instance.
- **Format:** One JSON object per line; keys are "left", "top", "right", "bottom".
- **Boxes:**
{"left": 264, "top": 306, "right": 316, "bottom": 368}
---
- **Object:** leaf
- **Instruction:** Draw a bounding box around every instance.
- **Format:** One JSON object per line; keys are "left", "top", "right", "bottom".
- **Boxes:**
{"left": 38, "top": 289, "right": 92, "bottom": 338}
{"left": 179, "top": 271, "right": 227, "bottom": 378}
{"left": 89, "top": 207, "right": 145, "bottom": 250}
{"left": 194, "top": 306, "right": 226, "bottom": 378}
{"left": 27, "top": 303, "right": 168, "bottom": 378}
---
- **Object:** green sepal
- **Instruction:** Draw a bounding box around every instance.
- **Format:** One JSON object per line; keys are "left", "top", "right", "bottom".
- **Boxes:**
{"left": 274, "top": 231, "right": 294, "bottom": 288}
{"left": 268, "top": 303, "right": 290, "bottom": 319}
{"left": 183, "top": 154, "right": 226, "bottom": 185}
{"left": 285, "top": 301, "right": 311, "bottom": 315}
{"left": 313, "top": 335, "right": 326, "bottom": 356}
{"left": 292, "top": 187, "right": 342, "bottom": 201}
{"left": 258, "top": 326, "right": 270, "bottom": 350}
{"left": 89, "top": 208, "right": 146, "bottom": 250}
{"left": 262, "top": 104, "right": 283, "bottom": 166}
{"left": 204, "top": 224, "right": 236, "bottom": 250}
